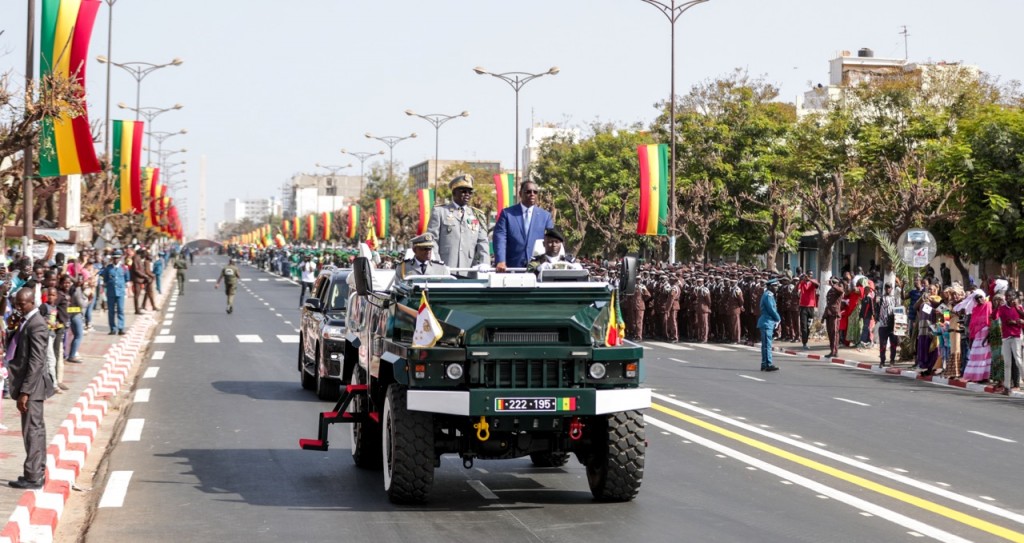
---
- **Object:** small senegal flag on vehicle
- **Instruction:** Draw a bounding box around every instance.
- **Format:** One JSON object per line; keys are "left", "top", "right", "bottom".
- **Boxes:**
{"left": 412, "top": 292, "right": 443, "bottom": 348}
{"left": 605, "top": 291, "right": 624, "bottom": 347}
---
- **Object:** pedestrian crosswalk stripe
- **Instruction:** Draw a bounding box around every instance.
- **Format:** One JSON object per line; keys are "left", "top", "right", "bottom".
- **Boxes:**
{"left": 685, "top": 343, "right": 735, "bottom": 352}
{"left": 647, "top": 341, "right": 694, "bottom": 351}
{"left": 277, "top": 335, "right": 299, "bottom": 343}
{"left": 237, "top": 335, "right": 263, "bottom": 343}
{"left": 195, "top": 335, "right": 219, "bottom": 343}
{"left": 154, "top": 336, "right": 175, "bottom": 343}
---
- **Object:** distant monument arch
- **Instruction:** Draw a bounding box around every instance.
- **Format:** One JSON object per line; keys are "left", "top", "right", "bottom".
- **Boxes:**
{"left": 181, "top": 239, "right": 224, "bottom": 254}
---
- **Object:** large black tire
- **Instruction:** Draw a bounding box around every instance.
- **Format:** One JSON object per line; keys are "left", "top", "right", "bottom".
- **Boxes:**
{"left": 530, "top": 451, "right": 570, "bottom": 467}
{"left": 586, "top": 410, "right": 645, "bottom": 501}
{"left": 381, "top": 384, "right": 435, "bottom": 504}
{"left": 315, "top": 347, "right": 341, "bottom": 401}
{"left": 349, "top": 367, "right": 381, "bottom": 469}
{"left": 299, "top": 338, "right": 315, "bottom": 390}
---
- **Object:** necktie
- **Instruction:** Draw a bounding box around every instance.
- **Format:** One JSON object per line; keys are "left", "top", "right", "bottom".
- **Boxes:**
{"left": 459, "top": 207, "right": 465, "bottom": 220}
{"left": 420, "top": 263, "right": 426, "bottom": 274}
{"left": 525, "top": 207, "right": 532, "bottom": 233}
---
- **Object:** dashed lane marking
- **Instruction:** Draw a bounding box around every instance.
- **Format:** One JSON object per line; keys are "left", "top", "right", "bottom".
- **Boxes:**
{"left": 143, "top": 367, "right": 159, "bottom": 378}
{"left": 834, "top": 398, "right": 871, "bottom": 407}
{"left": 151, "top": 351, "right": 165, "bottom": 360}
{"left": 153, "top": 336, "right": 175, "bottom": 343}
{"left": 277, "top": 335, "right": 299, "bottom": 343}
{"left": 668, "top": 357, "right": 689, "bottom": 364}
{"left": 195, "top": 335, "right": 220, "bottom": 343}
{"left": 467, "top": 480, "right": 499, "bottom": 500}
{"left": 134, "top": 389, "right": 151, "bottom": 403}
{"left": 98, "top": 471, "right": 133, "bottom": 508}
{"left": 237, "top": 335, "right": 263, "bottom": 343}
{"left": 968, "top": 431, "right": 1016, "bottom": 443}
{"left": 739, "top": 375, "right": 765, "bottom": 382}
{"left": 685, "top": 342, "right": 735, "bottom": 352}
{"left": 122, "top": 419, "right": 145, "bottom": 442}
{"left": 647, "top": 341, "right": 693, "bottom": 351}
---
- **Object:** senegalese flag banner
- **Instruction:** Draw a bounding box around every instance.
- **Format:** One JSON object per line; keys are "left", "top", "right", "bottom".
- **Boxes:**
{"left": 365, "top": 218, "right": 378, "bottom": 250}
{"left": 143, "top": 167, "right": 159, "bottom": 227}
{"left": 417, "top": 189, "right": 434, "bottom": 235}
{"left": 292, "top": 217, "right": 300, "bottom": 241}
{"left": 282, "top": 219, "right": 291, "bottom": 239}
{"left": 321, "top": 212, "right": 331, "bottom": 241}
{"left": 305, "top": 214, "right": 316, "bottom": 240}
{"left": 112, "top": 120, "right": 144, "bottom": 213}
{"left": 637, "top": 143, "right": 669, "bottom": 236}
{"left": 494, "top": 173, "right": 515, "bottom": 220}
{"left": 374, "top": 198, "right": 390, "bottom": 238}
{"left": 346, "top": 205, "right": 360, "bottom": 239}
{"left": 38, "top": 0, "right": 102, "bottom": 177}
{"left": 605, "top": 290, "right": 622, "bottom": 347}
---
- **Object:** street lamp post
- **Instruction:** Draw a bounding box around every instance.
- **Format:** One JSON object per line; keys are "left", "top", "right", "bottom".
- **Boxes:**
{"left": 147, "top": 128, "right": 187, "bottom": 169}
{"left": 102, "top": 0, "right": 118, "bottom": 160}
{"left": 118, "top": 103, "right": 183, "bottom": 164}
{"left": 315, "top": 163, "right": 353, "bottom": 211}
{"left": 473, "top": 66, "right": 558, "bottom": 188}
{"left": 341, "top": 149, "right": 385, "bottom": 202}
{"left": 404, "top": 109, "right": 469, "bottom": 193}
{"left": 639, "top": 0, "right": 709, "bottom": 264}
{"left": 145, "top": 147, "right": 187, "bottom": 172}
{"left": 97, "top": 56, "right": 183, "bottom": 121}
{"left": 364, "top": 132, "right": 417, "bottom": 183}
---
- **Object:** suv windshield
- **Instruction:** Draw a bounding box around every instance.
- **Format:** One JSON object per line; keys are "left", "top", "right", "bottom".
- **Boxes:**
{"left": 327, "top": 280, "right": 349, "bottom": 311}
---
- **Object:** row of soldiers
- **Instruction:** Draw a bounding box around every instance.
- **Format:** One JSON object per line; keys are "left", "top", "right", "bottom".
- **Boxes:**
{"left": 619, "top": 263, "right": 804, "bottom": 344}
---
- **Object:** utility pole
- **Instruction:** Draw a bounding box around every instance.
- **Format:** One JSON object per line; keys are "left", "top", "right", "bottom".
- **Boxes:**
{"left": 22, "top": 0, "right": 35, "bottom": 256}
{"left": 900, "top": 25, "right": 910, "bottom": 60}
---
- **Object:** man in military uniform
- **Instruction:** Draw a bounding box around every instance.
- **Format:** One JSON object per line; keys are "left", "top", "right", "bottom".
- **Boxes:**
{"left": 426, "top": 175, "right": 489, "bottom": 271}
{"left": 694, "top": 277, "right": 711, "bottom": 343}
{"left": 823, "top": 276, "right": 845, "bottom": 358}
{"left": 526, "top": 228, "right": 581, "bottom": 274}
{"left": 725, "top": 279, "right": 744, "bottom": 343}
{"left": 214, "top": 257, "right": 242, "bottom": 314}
{"left": 398, "top": 233, "right": 450, "bottom": 281}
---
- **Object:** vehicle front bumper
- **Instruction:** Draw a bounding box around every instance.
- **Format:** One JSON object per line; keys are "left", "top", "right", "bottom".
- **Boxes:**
{"left": 406, "top": 387, "right": 652, "bottom": 417}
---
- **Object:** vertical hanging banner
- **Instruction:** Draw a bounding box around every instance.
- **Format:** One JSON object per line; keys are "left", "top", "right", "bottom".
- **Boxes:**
{"left": 374, "top": 198, "right": 390, "bottom": 238}
{"left": 321, "top": 212, "right": 331, "bottom": 241}
{"left": 142, "top": 167, "right": 159, "bottom": 227}
{"left": 417, "top": 189, "right": 434, "bottom": 235}
{"left": 292, "top": 217, "right": 300, "bottom": 241}
{"left": 305, "top": 214, "right": 316, "bottom": 240}
{"left": 346, "top": 205, "right": 360, "bottom": 239}
{"left": 636, "top": 144, "right": 669, "bottom": 236}
{"left": 112, "top": 119, "right": 144, "bottom": 213}
{"left": 282, "top": 218, "right": 291, "bottom": 239}
{"left": 494, "top": 173, "right": 515, "bottom": 220}
{"left": 39, "top": 0, "right": 102, "bottom": 177}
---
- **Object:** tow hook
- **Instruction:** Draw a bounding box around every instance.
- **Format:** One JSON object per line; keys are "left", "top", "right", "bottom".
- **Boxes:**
{"left": 474, "top": 416, "right": 490, "bottom": 442}
{"left": 569, "top": 417, "right": 584, "bottom": 441}
{"left": 462, "top": 456, "right": 475, "bottom": 469}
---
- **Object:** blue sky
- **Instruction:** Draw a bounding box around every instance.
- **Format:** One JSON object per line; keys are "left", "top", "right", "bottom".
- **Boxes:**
{"left": 2, "top": 0, "right": 1022, "bottom": 235}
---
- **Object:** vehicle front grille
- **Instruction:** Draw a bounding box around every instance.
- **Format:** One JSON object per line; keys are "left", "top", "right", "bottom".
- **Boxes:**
{"left": 486, "top": 328, "right": 565, "bottom": 344}
{"left": 470, "top": 359, "right": 581, "bottom": 388}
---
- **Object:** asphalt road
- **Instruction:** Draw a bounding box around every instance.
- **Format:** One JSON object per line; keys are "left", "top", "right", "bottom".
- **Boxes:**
{"left": 63, "top": 255, "right": 1024, "bottom": 543}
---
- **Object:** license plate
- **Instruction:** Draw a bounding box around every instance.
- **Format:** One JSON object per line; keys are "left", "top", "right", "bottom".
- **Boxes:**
{"left": 495, "top": 397, "right": 557, "bottom": 412}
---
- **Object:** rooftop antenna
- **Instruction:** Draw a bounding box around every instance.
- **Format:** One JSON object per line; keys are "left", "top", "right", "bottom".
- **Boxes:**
{"left": 899, "top": 25, "right": 910, "bottom": 60}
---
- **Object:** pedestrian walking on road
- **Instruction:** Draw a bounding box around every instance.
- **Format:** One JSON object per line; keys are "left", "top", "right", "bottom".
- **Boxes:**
{"left": 758, "top": 279, "right": 782, "bottom": 372}
{"left": 6, "top": 287, "right": 55, "bottom": 489}
{"left": 298, "top": 255, "right": 316, "bottom": 307}
{"left": 215, "top": 258, "right": 242, "bottom": 314}
{"left": 173, "top": 252, "right": 188, "bottom": 295}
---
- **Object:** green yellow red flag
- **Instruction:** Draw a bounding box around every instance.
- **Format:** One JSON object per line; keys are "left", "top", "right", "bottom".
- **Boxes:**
{"left": 38, "top": 0, "right": 102, "bottom": 177}
{"left": 112, "top": 120, "right": 144, "bottom": 213}
{"left": 347, "top": 205, "right": 360, "bottom": 239}
{"left": 494, "top": 173, "right": 515, "bottom": 220}
{"left": 637, "top": 144, "right": 668, "bottom": 236}
{"left": 321, "top": 212, "right": 331, "bottom": 241}
{"left": 374, "top": 198, "right": 390, "bottom": 238}
{"left": 417, "top": 189, "right": 434, "bottom": 235}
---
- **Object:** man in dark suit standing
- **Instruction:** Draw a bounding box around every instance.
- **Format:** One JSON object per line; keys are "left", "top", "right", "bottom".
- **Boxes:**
{"left": 493, "top": 181, "right": 555, "bottom": 272}
{"left": 6, "top": 286, "right": 54, "bottom": 489}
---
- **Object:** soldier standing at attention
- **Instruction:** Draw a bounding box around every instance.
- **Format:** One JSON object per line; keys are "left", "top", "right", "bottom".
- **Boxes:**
{"left": 173, "top": 252, "right": 188, "bottom": 295}
{"left": 398, "top": 234, "right": 450, "bottom": 281}
{"left": 823, "top": 277, "right": 845, "bottom": 358}
{"left": 215, "top": 258, "right": 242, "bottom": 314}
{"left": 695, "top": 277, "right": 711, "bottom": 343}
{"left": 426, "top": 175, "right": 489, "bottom": 271}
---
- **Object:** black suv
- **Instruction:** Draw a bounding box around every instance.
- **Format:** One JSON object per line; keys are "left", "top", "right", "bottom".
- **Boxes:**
{"left": 298, "top": 267, "right": 350, "bottom": 400}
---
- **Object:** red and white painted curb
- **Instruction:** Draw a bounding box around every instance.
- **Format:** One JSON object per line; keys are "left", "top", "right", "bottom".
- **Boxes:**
{"left": 774, "top": 346, "right": 1021, "bottom": 397}
{"left": 1, "top": 314, "right": 158, "bottom": 543}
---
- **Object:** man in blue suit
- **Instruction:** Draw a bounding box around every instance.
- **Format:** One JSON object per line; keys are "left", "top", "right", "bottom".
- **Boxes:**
{"left": 493, "top": 181, "right": 555, "bottom": 272}
{"left": 757, "top": 279, "right": 782, "bottom": 372}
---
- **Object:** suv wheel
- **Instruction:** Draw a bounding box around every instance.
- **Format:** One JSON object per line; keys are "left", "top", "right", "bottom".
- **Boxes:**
{"left": 381, "top": 384, "right": 434, "bottom": 504}
{"left": 586, "top": 410, "right": 645, "bottom": 501}
{"left": 299, "top": 337, "right": 314, "bottom": 390}
{"left": 349, "top": 367, "right": 381, "bottom": 469}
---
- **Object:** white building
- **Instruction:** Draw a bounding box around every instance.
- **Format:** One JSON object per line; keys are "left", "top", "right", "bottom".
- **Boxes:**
{"left": 522, "top": 124, "right": 580, "bottom": 181}
{"left": 288, "top": 173, "right": 361, "bottom": 217}
{"left": 223, "top": 198, "right": 279, "bottom": 223}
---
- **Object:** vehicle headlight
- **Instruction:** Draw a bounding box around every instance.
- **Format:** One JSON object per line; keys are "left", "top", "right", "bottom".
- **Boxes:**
{"left": 445, "top": 364, "right": 464, "bottom": 380}
{"left": 324, "top": 325, "right": 345, "bottom": 339}
{"left": 588, "top": 362, "right": 607, "bottom": 379}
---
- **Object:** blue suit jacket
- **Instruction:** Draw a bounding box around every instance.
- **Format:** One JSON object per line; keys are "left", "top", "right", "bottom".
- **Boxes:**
{"left": 493, "top": 205, "right": 555, "bottom": 268}
{"left": 757, "top": 290, "right": 782, "bottom": 330}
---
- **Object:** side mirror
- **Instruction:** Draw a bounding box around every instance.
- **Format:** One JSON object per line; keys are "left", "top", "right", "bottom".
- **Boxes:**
{"left": 303, "top": 298, "right": 321, "bottom": 311}
{"left": 352, "top": 256, "right": 373, "bottom": 296}
{"left": 619, "top": 255, "right": 638, "bottom": 296}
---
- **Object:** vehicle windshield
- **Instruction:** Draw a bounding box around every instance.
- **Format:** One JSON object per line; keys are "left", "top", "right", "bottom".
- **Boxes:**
{"left": 327, "top": 281, "right": 349, "bottom": 310}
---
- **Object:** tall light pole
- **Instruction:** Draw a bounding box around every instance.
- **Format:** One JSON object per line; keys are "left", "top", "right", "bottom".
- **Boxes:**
{"left": 405, "top": 109, "right": 469, "bottom": 193}
{"left": 315, "top": 162, "right": 353, "bottom": 212}
{"left": 22, "top": 0, "right": 35, "bottom": 254}
{"left": 145, "top": 147, "right": 187, "bottom": 172}
{"left": 102, "top": 0, "right": 118, "bottom": 160}
{"left": 364, "top": 133, "right": 417, "bottom": 183}
{"left": 147, "top": 128, "right": 187, "bottom": 167}
{"left": 118, "top": 102, "right": 183, "bottom": 163}
{"left": 639, "top": 0, "right": 709, "bottom": 264}
{"left": 341, "top": 149, "right": 384, "bottom": 202}
{"left": 473, "top": 66, "right": 559, "bottom": 189}
{"left": 97, "top": 56, "right": 183, "bottom": 120}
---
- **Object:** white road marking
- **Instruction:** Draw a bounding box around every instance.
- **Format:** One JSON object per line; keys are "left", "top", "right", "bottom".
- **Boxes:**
{"left": 151, "top": 351, "right": 165, "bottom": 360}
{"left": 647, "top": 416, "right": 971, "bottom": 543}
{"left": 153, "top": 336, "right": 175, "bottom": 343}
{"left": 968, "top": 431, "right": 1017, "bottom": 443}
{"left": 275, "top": 313, "right": 282, "bottom": 317}
{"left": 98, "top": 471, "right": 133, "bottom": 508}
{"left": 162, "top": 320, "right": 172, "bottom": 326}
{"left": 275, "top": 278, "right": 289, "bottom": 282}
{"left": 739, "top": 375, "right": 765, "bottom": 382}
{"left": 143, "top": 367, "right": 159, "bottom": 378}
{"left": 668, "top": 357, "right": 689, "bottom": 364}
{"left": 641, "top": 346, "right": 653, "bottom": 350}
{"left": 283, "top": 321, "right": 292, "bottom": 325}
{"left": 134, "top": 389, "right": 151, "bottom": 402}
{"left": 277, "top": 335, "right": 299, "bottom": 343}
{"left": 188, "top": 279, "right": 199, "bottom": 283}
{"left": 237, "top": 335, "right": 263, "bottom": 343}
{"left": 269, "top": 307, "right": 275, "bottom": 311}
{"left": 652, "top": 392, "right": 1024, "bottom": 527}
{"left": 195, "top": 335, "right": 220, "bottom": 343}
{"left": 263, "top": 302, "right": 270, "bottom": 306}
{"left": 122, "top": 419, "right": 145, "bottom": 441}
{"left": 467, "top": 480, "right": 499, "bottom": 500}
{"left": 647, "top": 341, "right": 693, "bottom": 351}
{"left": 205, "top": 279, "right": 215, "bottom": 282}
{"left": 685, "top": 342, "right": 734, "bottom": 352}
{"left": 159, "top": 328, "right": 170, "bottom": 335}
{"left": 241, "top": 278, "right": 252, "bottom": 282}
{"left": 258, "top": 278, "right": 269, "bottom": 282}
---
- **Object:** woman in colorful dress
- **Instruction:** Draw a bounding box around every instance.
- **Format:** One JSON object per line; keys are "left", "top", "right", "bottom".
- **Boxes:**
{"left": 942, "top": 284, "right": 966, "bottom": 378}
{"left": 915, "top": 286, "right": 943, "bottom": 375}
{"left": 844, "top": 280, "right": 864, "bottom": 348}
{"left": 962, "top": 292, "right": 993, "bottom": 383}
{"left": 987, "top": 294, "right": 1006, "bottom": 390}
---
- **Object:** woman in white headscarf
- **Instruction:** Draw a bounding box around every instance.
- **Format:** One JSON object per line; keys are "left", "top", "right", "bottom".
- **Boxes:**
{"left": 962, "top": 292, "right": 993, "bottom": 382}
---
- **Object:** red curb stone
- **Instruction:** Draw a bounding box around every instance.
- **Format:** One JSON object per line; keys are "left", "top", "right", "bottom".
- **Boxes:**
{"left": 0, "top": 521, "right": 20, "bottom": 541}
{"left": 28, "top": 508, "right": 58, "bottom": 532}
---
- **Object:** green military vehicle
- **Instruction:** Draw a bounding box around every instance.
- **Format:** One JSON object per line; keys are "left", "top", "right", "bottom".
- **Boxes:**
{"left": 300, "top": 257, "right": 650, "bottom": 504}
